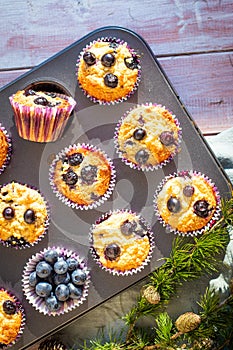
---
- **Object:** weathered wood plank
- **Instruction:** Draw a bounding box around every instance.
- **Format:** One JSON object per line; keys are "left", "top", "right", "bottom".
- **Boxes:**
{"left": 1, "top": 52, "right": 232, "bottom": 135}
{"left": 0, "top": 0, "right": 232, "bottom": 69}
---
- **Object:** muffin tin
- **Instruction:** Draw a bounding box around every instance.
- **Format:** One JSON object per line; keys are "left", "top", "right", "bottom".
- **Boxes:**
{"left": 0, "top": 26, "right": 232, "bottom": 349}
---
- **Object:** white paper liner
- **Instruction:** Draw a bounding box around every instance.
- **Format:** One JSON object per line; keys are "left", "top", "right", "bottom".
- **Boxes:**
{"left": 0, "top": 287, "right": 26, "bottom": 349}
{"left": 114, "top": 103, "right": 182, "bottom": 171}
{"left": 0, "top": 181, "right": 50, "bottom": 249}
{"left": 0, "top": 123, "right": 12, "bottom": 176}
{"left": 49, "top": 143, "right": 116, "bottom": 210}
{"left": 76, "top": 37, "right": 141, "bottom": 105}
{"left": 153, "top": 170, "right": 221, "bottom": 237}
{"left": 22, "top": 246, "right": 90, "bottom": 316}
{"left": 89, "top": 209, "right": 155, "bottom": 276}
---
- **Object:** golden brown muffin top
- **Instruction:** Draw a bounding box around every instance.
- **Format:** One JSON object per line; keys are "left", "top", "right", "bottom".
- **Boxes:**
{"left": 0, "top": 128, "right": 9, "bottom": 168}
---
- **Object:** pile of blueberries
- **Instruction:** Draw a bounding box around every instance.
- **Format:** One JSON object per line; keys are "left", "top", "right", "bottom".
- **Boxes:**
{"left": 28, "top": 248, "right": 88, "bottom": 313}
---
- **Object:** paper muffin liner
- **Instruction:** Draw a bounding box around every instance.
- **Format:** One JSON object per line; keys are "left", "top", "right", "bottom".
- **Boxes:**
{"left": 9, "top": 92, "right": 76, "bottom": 142}
{"left": 49, "top": 143, "right": 116, "bottom": 210}
{"left": 0, "top": 181, "right": 50, "bottom": 249}
{"left": 0, "top": 287, "right": 26, "bottom": 349}
{"left": 153, "top": 170, "right": 221, "bottom": 237}
{"left": 22, "top": 246, "right": 90, "bottom": 316}
{"left": 0, "top": 123, "right": 12, "bottom": 175}
{"left": 114, "top": 103, "right": 182, "bottom": 171}
{"left": 76, "top": 37, "right": 141, "bottom": 105}
{"left": 89, "top": 209, "right": 155, "bottom": 276}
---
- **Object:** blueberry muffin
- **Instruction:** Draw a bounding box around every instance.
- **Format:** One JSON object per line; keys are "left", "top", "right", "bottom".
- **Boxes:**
{"left": 22, "top": 247, "right": 90, "bottom": 316}
{"left": 115, "top": 104, "right": 182, "bottom": 170}
{"left": 77, "top": 38, "right": 141, "bottom": 104}
{"left": 49, "top": 143, "right": 116, "bottom": 209}
{"left": 0, "top": 124, "right": 12, "bottom": 175}
{"left": 0, "top": 288, "right": 25, "bottom": 348}
{"left": 9, "top": 89, "right": 76, "bottom": 142}
{"left": 0, "top": 182, "right": 49, "bottom": 248}
{"left": 154, "top": 171, "right": 220, "bottom": 235}
{"left": 90, "top": 210, "right": 154, "bottom": 275}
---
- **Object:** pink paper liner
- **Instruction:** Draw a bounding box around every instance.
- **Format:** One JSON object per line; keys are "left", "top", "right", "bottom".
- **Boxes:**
{"left": 9, "top": 92, "right": 76, "bottom": 143}
{"left": 76, "top": 37, "right": 141, "bottom": 105}
{"left": 0, "top": 123, "right": 12, "bottom": 175}
{"left": 0, "top": 287, "right": 26, "bottom": 349}
{"left": 22, "top": 246, "right": 90, "bottom": 316}
{"left": 49, "top": 143, "right": 116, "bottom": 210}
{"left": 114, "top": 103, "right": 182, "bottom": 171}
{"left": 89, "top": 209, "right": 155, "bottom": 276}
{"left": 153, "top": 170, "right": 221, "bottom": 237}
{"left": 0, "top": 181, "right": 50, "bottom": 249}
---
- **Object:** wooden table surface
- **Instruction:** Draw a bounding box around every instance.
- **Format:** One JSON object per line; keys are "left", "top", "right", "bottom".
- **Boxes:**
{"left": 0, "top": 0, "right": 232, "bottom": 135}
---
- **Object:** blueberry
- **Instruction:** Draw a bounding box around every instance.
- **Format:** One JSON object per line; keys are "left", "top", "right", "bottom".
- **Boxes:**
{"left": 159, "top": 131, "right": 175, "bottom": 146}
{"left": 54, "top": 258, "right": 68, "bottom": 274}
{"left": 24, "top": 209, "right": 36, "bottom": 224}
{"left": 45, "top": 293, "right": 61, "bottom": 312}
{"left": 68, "top": 283, "right": 83, "bottom": 299}
{"left": 34, "top": 96, "right": 49, "bottom": 106}
{"left": 68, "top": 153, "right": 83, "bottom": 166}
{"left": 35, "top": 282, "right": 52, "bottom": 297}
{"left": 66, "top": 257, "right": 79, "bottom": 271}
{"left": 183, "top": 185, "right": 195, "bottom": 197}
{"left": 133, "top": 128, "right": 146, "bottom": 141}
{"left": 45, "top": 92, "right": 57, "bottom": 98}
{"left": 83, "top": 51, "right": 96, "bottom": 65}
{"left": 62, "top": 170, "right": 78, "bottom": 185}
{"left": 3, "top": 300, "right": 16, "bottom": 315}
{"left": 36, "top": 261, "right": 52, "bottom": 278}
{"left": 104, "top": 243, "right": 121, "bottom": 261}
{"left": 135, "top": 149, "right": 149, "bottom": 165}
{"left": 71, "top": 269, "right": 87, "bottom": 286}
{"left": 124, "top": 56, "right": 139, "bottom": 69}
{"left": 167, "top": 197, "right": 181, "bottom": 213}
{"left": 120, "top": 220, "right": 137, "bottom": 236}
{"left": 80, "top": 165, "right": 97, "bottom": 184}
{"left": 44, "top": 249, "right": 58, "bottom": 264}
{"left": 101, "top": 53, "right": 115, "bottom": 67}
{"left": 3, "top": 207, "right": 14, "bottom": 220}
{"left": 55, "top": 284, "right": 70, "bottom": 301}
{"left": 104, "top": 73, "right": 118, "bottom": 88}
{"left": 29, "top": 271, "right": 39, "bottom": 287}
{"left": 193, "top": 200, "right": 210, "bottom": 218}
{"left": 53, "top": 272, "right": 70, "bottom": 286}
{"left": 24, "top": 89, "right": 36, "bottom": 96}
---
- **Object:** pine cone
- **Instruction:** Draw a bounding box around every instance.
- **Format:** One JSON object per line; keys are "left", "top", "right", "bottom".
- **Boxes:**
{"left": 175, "top": 312, "right": 201, "bottom": 333}
{"left": 141, "top": 285, "right": 160, "bottom": 304}
{"left": 38, "top": 339, "right": 67, "bottom": 350}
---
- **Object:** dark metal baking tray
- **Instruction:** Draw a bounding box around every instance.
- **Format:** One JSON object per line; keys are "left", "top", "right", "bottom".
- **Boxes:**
{"left": 0, "top": 26, "right": 231, "bottom": 349}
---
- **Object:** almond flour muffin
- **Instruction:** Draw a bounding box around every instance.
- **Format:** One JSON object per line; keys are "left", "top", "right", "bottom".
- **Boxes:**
{"left": 154, "top": 171, "right": 221, "bottom": 236}
{"left": 114, "top": 103, "right": 182, "bottom": 171}
{"left": 0, "top": 124, "right": 12, "bottom": 175}
{"left": 90, "top": 210, "right": 154, "bottom": 275}
{"left": 0, "top": 182, "right": 49, "bottom": 248}
{"left": 9, "top": 89, "right": 76, "bottom": 142}
{"left": 77, "top": 37, "right": 141, "bottom": 104}
{"left": 49, "top": 143, "right": 116, "bottom": 209}
{"left": 0, "top": 288, "right": 25, "bottom": 348}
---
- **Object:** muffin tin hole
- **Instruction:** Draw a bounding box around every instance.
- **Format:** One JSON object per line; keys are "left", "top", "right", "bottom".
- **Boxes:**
{"left": 23, "top": 81, "right": 71, "bottom": 96}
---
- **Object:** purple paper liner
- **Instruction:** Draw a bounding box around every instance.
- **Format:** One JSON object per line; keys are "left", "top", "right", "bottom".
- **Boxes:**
{"left": 9, "top": 92, "right": 76, "bottom": 143}
{"left": 49, "top": 143, "right": 116, "bottom": 210}
{"left": 114, "top": 103, "right": 182, "bottom": 171}
{"left": 76, "top": 37, "right": 141, "bottom": 105}
{"left": 153, "top": 170, "right": 221, "bottom": 237}
{"left": 0, "top": 287, "right": 26, "bottom": 349}
{"left": 22, "top": 246, "right": 90, "bottom": 316}
{"left": 0, "top": 181, "right": 50, "bottom": 249}
{"left": 89, "top": 209, "right": 155, "bottom": 276}
{"left": 0, "top": 123, "right": 12, "bottom": 176}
